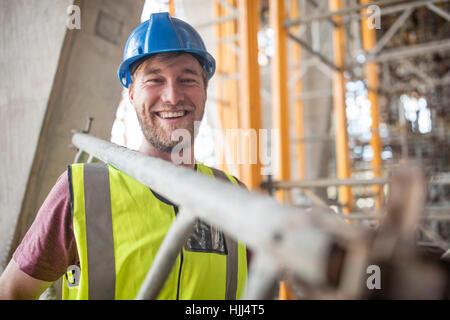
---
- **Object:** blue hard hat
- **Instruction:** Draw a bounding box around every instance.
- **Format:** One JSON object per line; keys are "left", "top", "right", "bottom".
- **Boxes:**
{"left": 118, "top": 12, "right": 216, "bottom": 88}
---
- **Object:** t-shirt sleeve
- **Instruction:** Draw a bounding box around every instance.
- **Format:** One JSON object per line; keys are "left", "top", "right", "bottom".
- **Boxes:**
{"left": 12, "top": 170, "right": 78, "bottom": 282}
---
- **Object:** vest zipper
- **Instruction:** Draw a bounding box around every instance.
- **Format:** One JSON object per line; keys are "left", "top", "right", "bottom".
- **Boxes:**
{"left": 173, "top": 205, "right": 183, "bottom": 300}
{"left": 177, "top": 249, "right": 183, "bottom": 300}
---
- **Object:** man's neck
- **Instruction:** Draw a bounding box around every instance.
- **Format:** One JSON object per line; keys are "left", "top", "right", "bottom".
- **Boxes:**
{"left": 138, "top": 140, "right": 195, "bottom": 170}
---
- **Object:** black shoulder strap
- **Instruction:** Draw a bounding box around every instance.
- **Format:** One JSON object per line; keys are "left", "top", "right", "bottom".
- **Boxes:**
{"left": 206, "top": 166, "right": 245, "bottom": 299}
{"left": 208, "top": 167, "right": 248, "bottom": 190}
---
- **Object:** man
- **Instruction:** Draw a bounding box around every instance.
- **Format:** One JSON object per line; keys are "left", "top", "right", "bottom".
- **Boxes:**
{"left": 0, "top": 12, "right": 248, "bottom": 300}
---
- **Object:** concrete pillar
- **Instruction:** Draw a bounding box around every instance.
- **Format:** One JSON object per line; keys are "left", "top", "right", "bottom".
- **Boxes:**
{"left": 296, "top": 2, "right": 334, "bottom": 199}
{"left": 1, "top": 0, "right": 144, "bottom": 269}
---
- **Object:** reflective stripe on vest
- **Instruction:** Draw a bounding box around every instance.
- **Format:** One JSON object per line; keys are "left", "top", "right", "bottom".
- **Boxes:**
{"left": 208, "top": 167, "right": 239, "bottom": 300}
{"left": 62, "top": 162, "right": 247, "bottom": 300}
{"left": 83, "top": 164, "right": 115, "bottom": 299}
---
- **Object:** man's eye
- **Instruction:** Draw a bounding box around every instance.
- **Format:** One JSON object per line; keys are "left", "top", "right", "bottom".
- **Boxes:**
{"left": 145, "top": 78, "right": 162, "bottom": 83}
{"left": 181, "top": 78, "right": 196, "bottom": 83}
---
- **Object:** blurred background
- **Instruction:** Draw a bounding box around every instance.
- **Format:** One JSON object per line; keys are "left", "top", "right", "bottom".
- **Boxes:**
{"left": 0, "top": 0, "right": 449, "bottom": 295}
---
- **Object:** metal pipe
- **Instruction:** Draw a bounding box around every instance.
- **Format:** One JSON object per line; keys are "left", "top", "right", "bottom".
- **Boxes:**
{"left": 377, "top": 0, "right": 450, "bottom": 17}
{"left": 72, "top": 133, "right": 366, "bottom": 297}
{"left": 214, "top": 33, "right": 240, "bottom": 45}
{"left": 419, "top": 225, "right": 449, "bottom": 253}
{"left": 420, "top": 214, "right": 450, "bottom": 221}
{"left": 294, "top": 89, "right": 334, "bottom": 101}
{"left": 337, "top": 212, "right": 384, "bottom": 220}
{"left": 292, "top": 134, "right": 334, "bottom": 143}
{"left": 306, "top": 0, "right": 339, "bottom": 28}
{"left": 244, "top": 252, "right": 279, "bottom": 300}
{"left": 284, "top": 0, "right": 402, "bottom": 26}
{"left": 284, "top": 0, "right": 449, "bottom": 26}
{"left": 262, "top": 177, "right": 388, "bottom": 190}
{"left": 441, "top": 249, "right": 450, "bottom": 262}
{"left": 429, "top": 173, "right": 450, "bottom": 185}
{"left": 291, "top": 0, "right": 306, "bottom": 192}
{"left": 287, "top": 32, "right": 341, "bottom": 72}
{"left": 368, "top": 7, "right": 414, "bottom": 56}
{"left": 427, "top": 3, "right": 450, "bottom": 21}
{"left": 334, "top": 208, "right": 449, "bottom": 221}
{"left": 194, "top": 13, "right": 238, "bottom": 29}
{"left": 302, "top": 189, "right": 330, "bottom": 209}
{"left": 73, "top": 149, "right": 84, "bottom": 163}
{"left": 136, "top": 209, "right": 197, "bottom": 300}
{"left": 366, "top": 39, "right": 450, "bottom": 63}
{"left": 216, "top": 0, "right": 238, "bottom": 15}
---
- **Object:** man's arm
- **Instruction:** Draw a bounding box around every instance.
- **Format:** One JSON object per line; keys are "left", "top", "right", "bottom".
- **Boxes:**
{"left": 0, "top": 260, "right": 51, "bottom": 300}
{"left": 0, "top": 170, "right": 78, "bottom": 300}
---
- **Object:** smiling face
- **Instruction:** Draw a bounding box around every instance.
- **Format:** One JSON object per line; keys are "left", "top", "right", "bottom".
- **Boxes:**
{"left": 129, "top": 53, "right": 207, "bottom": 154}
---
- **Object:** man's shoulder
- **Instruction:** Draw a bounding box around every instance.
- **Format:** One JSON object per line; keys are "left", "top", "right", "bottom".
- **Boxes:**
{"left": 48, "top": 169, "right": 71, "bottom": 201}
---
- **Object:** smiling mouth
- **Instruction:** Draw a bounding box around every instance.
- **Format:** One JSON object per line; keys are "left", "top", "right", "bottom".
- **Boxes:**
{"left": 155, "top": 110, "right": 189, "bottom": 120}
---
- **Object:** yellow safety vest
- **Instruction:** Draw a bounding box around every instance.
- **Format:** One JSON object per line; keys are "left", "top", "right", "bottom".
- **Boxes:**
{"left": 62, "top": 162, "right": 247, "bottom": 300}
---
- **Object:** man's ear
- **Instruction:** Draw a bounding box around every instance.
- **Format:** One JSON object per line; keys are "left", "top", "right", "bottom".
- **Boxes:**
{"left": 128, "top": 85, "right": 134, "bottom": 104}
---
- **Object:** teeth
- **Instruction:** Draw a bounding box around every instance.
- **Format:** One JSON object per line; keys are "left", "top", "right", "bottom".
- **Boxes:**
{"left": 158, "top": 111, "right": 186, "bottom": 119}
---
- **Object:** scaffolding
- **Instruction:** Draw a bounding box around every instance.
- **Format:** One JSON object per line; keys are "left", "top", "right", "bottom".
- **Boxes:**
{"left": 171, "top": 0, "right": 450, "bottom": 297}
{"left": 1, "top": 0, "right": 449, "bottom": 300}
{"left": 70, "top": 132, "right": 449, "bottom": 299}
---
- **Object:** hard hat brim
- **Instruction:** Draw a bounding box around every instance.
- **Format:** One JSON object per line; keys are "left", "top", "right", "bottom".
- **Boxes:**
{"left": 118, "top": 49, "right": 216, "bottom": 88}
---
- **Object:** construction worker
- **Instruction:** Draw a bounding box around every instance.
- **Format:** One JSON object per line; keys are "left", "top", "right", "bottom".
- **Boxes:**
{"left": 0, "top": 12, "right": 248, "bottom": 300}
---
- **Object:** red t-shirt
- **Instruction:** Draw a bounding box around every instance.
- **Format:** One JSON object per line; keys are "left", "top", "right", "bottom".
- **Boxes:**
{"left": 13, "top": 170, "right": 252, "bottom": 282}
{"left": 13, "top": 171, "right": 78, "bottom": 281}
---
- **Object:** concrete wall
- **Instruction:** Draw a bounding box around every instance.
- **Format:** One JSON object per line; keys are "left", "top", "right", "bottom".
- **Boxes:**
{"left": 0, "top": 0, "right": 73, "bottom": 270}
{"left": 1, "top": 0, "right": 144, "bottom": 269}
{"left": 291, "top": 2, "right": 334, "bottom": 197}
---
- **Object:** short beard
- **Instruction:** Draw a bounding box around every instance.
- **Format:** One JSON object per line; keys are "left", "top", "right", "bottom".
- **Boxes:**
{"left": 137, "top": 115, "right": 196, "bottom": 153}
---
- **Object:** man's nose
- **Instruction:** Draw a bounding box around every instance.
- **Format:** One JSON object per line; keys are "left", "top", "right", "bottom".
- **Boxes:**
{"left": 161, "top": 81, "right": 184, "bottom": 105}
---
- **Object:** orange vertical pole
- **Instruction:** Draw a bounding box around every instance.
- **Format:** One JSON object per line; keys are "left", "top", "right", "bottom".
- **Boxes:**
{"left": 291, "top": 0, "right": 305, "bottom": 180}
{"left": 222, "top": 0, "right": 240, "bottom": 177}
{"left": 214, "top": 1, "right": 238, "bottom": 175}
{"left": 168, "top": 0, "right": 175, "bottom": 16}
{"left": 329, "top": 0, "right": 353, "bottom": 214}
{"left": 214, "top": 1, "right": 227, "bottom": 172}
{"left": 270, "top": 0, "right": 294, "bottom": 300}
{"left": 361, "top": 0, "right": 383, "bottom": 209}
{"left": 270, "top": 0, "right": 291, "bottom": 202}
{"left": 223, "top": 0, "right": 233, "bottom": 173}
{"left": 223, "top": 4, "right": 232, "bottom": 166}
{"left": 228, "top": 0, "right": 241, "bottom": 178}
{"left": 238, "top": 0, "right": 262, "bottom": 190}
